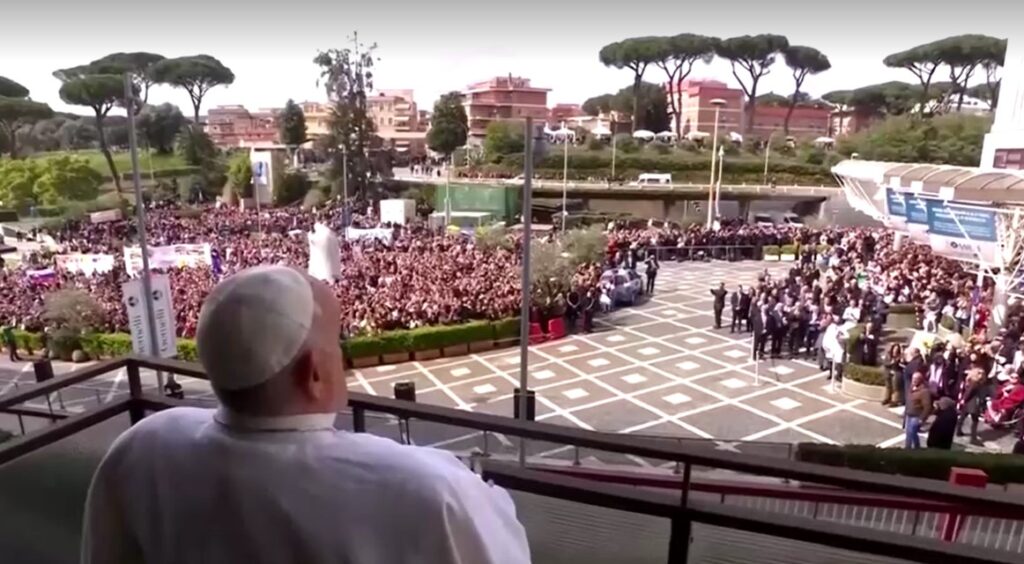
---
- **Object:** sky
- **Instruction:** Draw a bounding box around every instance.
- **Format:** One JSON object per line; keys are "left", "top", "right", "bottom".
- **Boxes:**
{"left": 3, "top": 0, "right": 1021, "bottom": 117}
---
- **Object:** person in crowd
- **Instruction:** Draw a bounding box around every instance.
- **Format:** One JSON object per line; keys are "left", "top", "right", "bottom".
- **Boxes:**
{"left": 956, "top": 356, "right": 989, "bottom": 445}
{"left": 903, "top": 347, "right": 925, "bottom": 407}
{"left": 883, "top": 343, "right": 905, "bottom": 407}
{"left": 81, "top": 266, "right": 530, "bottom": 564}
{"left": 644, "top": 255, "right": 658, "bottom": 294}
{"left": 739, "top": 286, "right": 752, "bottom": 333}
{"left": 859, "top": 322, "right": 880, "bottom": 367}
{"left": 751, "top": 299, "right": 767, "bottom": 361}
{"left": 565, "top": 288, "right": 580, "bottom": 332}
{"left": 729, "top": 286, "right": 742, "bottom": 333}
{"left": 985, "top": 368, "right": 1024, "bottom": 425}
{"left": 2, "top": 320, "right": 21, "bottom": 362}
{"left": 710, "top": 282, "right": 728, "bottom": 330}
{"left": 927, "top": 397, "right": 958, "bottom": 450}
{"left": 905, "top": 372, "right": 932, "bottom": 449}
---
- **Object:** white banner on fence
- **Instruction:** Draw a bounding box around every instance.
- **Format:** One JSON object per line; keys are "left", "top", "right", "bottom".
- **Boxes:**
{"left": 55, "top": 253, "right": 116, "bottom": 276}
{"left": 123, "top": 243, "right": 213, "bottom": 277}
{"left": 122, "top": 273, "right": 177, "bottom": 358}
{"left": 89, "top": 209, "right": 123, "bottom": 224}
{"left": 345, "top": 227, "right": 393, "bottom": 243}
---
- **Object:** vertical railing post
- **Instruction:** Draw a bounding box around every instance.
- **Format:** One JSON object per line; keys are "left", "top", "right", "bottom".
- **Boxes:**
{"left": 127, "top": 360, "right": 145, "bottom": 424}
{"left": 352, "top": 406, "right": 366, "bottom": 433}
{"left": 667, "top": 517, "right": 692, "bottom": 563}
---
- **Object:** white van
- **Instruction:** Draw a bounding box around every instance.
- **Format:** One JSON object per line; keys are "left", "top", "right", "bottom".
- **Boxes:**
{"left": 782, "top": 213, "right": 804, "bottom": 226}
{"left": 631, "top": 173, "right": 673, "bottom": 187}
{"left": 752, "top": 213, "right": 774, "bottom": 227}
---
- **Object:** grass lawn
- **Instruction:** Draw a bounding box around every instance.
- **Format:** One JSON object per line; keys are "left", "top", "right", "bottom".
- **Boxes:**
{"left": 27, "top": 149, "right": 187, "bottom": 175}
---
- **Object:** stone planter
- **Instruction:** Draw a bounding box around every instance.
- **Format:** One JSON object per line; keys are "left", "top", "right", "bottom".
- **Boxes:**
{"left": 413, "top": 349, "right": 441, "bottom": 361}
{"left": 381, "top": 352, "right": 410, "bottom": 365}
{"left": 763, "top": 255, "right": 780, "bottom": 262}
{"left": 841, "top": 377, "right": 887, "bottom": 401}
{"left": 442, "top": 344, "right": 470, "bottom": 357}
{"left": 780, "top": 254, "right": 796, "bottom": 262}
{"left": 351, "top": 355, "right": 380, "bottom": 368}
{"left": 469, "top": 340, "right": 495, "bottom": 353}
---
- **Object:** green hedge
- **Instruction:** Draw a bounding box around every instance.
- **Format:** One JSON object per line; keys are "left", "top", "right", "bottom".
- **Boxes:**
{"left": 763, "top": 245, "right": 781, "bottom": 257}
{"left": 844, "top": 363, "right": 887, "bottom": 386}
{"left": 118, "top": 166, "right": 200, "bottom": 181}
{"left": 16, "top": 331, "right": 198, "bottom": 362}
{"left": 795, "top": 443, "right": 1024, "bottom": 484}
{"left": 780, "top": 244, "right": 798, "bottom": 255}
{"left": 342, "top": 318, "right": 522, "bottom": 359}
{"left": 0, "top": 209, "right": 18, "bottom": 222}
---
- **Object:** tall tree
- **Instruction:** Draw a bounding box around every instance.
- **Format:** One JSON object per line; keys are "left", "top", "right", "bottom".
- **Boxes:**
{"left": 582, "top": 93, "right": 615, "bottom": 116}
{"left": 426, "top": 91, "right": 468, "bottom": 159}
{"left": 848, "top": 82, "right": 920, "bottom": 117}
{"left": 0, "top": 77, "right": 53, "bottom": 158}
{"left": 278, "top": 99, "right": 308, "bottom": 147}
{"left": 73, "top": 52, "right": 166, "bottom": 111}
{"left": 611, "top": 82, "right": 670, "bottom": 133}
{"left": 599, "top": 37, "right": 661, "bottom": 131}
{"left": 55, "top": 73, "right": 129, "bottom": 195}
{"left": 932, "top": 35, "right": 1006, "bottom": 112}
{"left": 716, "top": 34, "right": 790, "bottom": 133}
{"left": 782, "top": 46, "right": 830, "bottom": 135}
{"left": 137, "top": 103, "right": 187, "bottom": 153}
{"left": 314, "top": 33, "right": 382, "bottom": 199}
{"left": 883, "top": 43, "right": 942, "bottom": 116}
{"left": 652, "top": 34, "right": 719, "bottom": 136}
{"left": 152, "top": 55, "right": 235, "bottom": 124}
{"left": 979, "top": 38, "right": 1007, "bottom": 111}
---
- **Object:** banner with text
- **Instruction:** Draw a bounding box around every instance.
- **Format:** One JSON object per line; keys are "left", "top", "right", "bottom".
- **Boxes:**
{"left": 123, "top": 243, "right": 213, "bottom": 277}
{"left": 885, "top": 188, "right": 907, "bottom": 218}
{"left": 925, "top": 199, "right": 1003, "bottom": 267}
{"left": 55, "top": 253, "right": 116, "bottom": 276}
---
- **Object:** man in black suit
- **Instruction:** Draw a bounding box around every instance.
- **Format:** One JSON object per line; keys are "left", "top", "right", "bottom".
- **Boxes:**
{"left": 730, "top": 287, "right": 742, "bottom": 333}
{"left": 739, "top": 287, "right": 753, "bottom": 332}
{"left": 768, "top": 303, "right": 786, "bottom": 358}
{"left": 751, "top": 301, "right": 767, "bottom": 360}
{"left": 710, "top": 283, "right": 728, "bottom": 329}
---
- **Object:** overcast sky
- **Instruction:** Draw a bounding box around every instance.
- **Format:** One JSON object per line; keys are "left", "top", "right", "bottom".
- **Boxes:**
{"left": 3, "top": 0, "right": 1020, "bottom": 117}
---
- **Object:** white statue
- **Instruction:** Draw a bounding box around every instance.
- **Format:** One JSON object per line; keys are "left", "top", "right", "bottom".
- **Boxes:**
{"left": 307, "top": 223, "right": 341, "bottom": 282}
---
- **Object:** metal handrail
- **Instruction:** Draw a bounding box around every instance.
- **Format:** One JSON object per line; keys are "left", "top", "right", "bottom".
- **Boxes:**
{"left": 481, "top": 461, "right": 1020, "bottom": 564}
{"left": 3, "top": 356, "right": 1024, "bottom": 516}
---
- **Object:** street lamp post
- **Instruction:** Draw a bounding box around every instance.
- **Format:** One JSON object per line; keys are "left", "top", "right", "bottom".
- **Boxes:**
{"left": 706, "top": 98, "right": 727, "bottom": 229}
{"left": 561, "top": 124, "right": 569, "bottom": 230}
{"left": 445, "top": 154, "right": 452, "bottom": 226}
{"left": 610, "top": 130, "right": 617, "bottom": 182}
{"left": 763, "top": 132, "right": 774, "bottom": 185}
{"left": 715, "top": 144, "right": 724, "bottom": 218}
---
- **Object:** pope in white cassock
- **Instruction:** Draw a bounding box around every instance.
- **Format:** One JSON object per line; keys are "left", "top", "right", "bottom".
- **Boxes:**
{"left": 81, "top": 265, "right": 531, "bottom": 564}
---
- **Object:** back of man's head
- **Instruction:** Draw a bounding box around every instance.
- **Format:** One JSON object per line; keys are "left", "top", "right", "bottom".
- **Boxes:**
{"left": 197, "top": 265, "right": 344, "bottom": 416}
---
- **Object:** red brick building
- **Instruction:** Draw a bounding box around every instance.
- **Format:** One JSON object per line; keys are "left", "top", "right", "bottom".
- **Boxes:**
{"left": 462, "top": 75, "right": 550, "bottom": 139}
{"left": 205, "top": 105, "right": 279, "bottom": 148}
{"left": 668, "top": 79, "right": 829, "bottom": 140}
{"left": 549, "top": 103, "right": 586, "bottom": 124}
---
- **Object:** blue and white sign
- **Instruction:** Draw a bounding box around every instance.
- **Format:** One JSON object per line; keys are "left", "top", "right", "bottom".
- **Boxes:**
{"left": 885, "top": 188, "right": 907, "bottom": 218}
{"left": 905, "top": 196, "right": 929, "bottom": 225}
{"left": 251, "top": 161, "right": 268, "bottom": 187}
{"left": 924, "top": 198, "right": 1003, "bottom": 267}
{"left": 925, "top": 199, "right": 998, "bottom": 242}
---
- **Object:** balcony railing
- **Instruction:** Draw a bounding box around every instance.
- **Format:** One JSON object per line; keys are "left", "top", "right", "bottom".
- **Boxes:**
{"left": 1, "top": 356, "right": 1022, "bottom": 564}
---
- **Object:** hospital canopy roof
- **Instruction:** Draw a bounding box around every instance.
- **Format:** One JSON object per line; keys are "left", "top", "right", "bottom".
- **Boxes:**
{"left": 831, "top": 160, "right": 1024, "bottom": 200}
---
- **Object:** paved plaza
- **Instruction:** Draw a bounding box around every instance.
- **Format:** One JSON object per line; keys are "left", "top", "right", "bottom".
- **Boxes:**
{"left": 0, "top": 260, "right": 1012, "bottom": 464}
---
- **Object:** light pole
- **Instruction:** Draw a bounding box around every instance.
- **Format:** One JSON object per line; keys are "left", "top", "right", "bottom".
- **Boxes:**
{"left": 706, "top": 98, "right": 726, "bottom": 229}
{"left": 763, "top": 132, "right": 774, "bottom": 185}
{"left": 715, "top": 144, "right": 724, "bottom": 219}
{"left": 610, "top": 129, "right": 617, "bottom": 182}
{"left": 445, "top": 153, "right": 452, "bottom": 226}
{"left": 561, "top": 123, "right": 569, "bottom": 230}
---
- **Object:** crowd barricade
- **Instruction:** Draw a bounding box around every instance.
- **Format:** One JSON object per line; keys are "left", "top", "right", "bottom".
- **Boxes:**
{"left": 641, "top": 244, "right": 764, "bottom": 263}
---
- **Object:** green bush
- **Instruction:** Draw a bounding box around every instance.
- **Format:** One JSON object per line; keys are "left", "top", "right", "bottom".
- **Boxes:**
{"left": 49, "top": 328, "right": 81, "bottom": 361}
{"left": 35, "top": 205, "right": 63, "bottom": 217}
{"left": 587, "top": 138, "right": 605, "bottom": 151}
{"left": 275, "top": 171, "right": 312, "bottom": 205}
{"left": 763, "top": 245, "right": 781, "bottom": 257}
{"left": 13, "top": 330, "right": 43, "bottom": 353}
{"left": 795, "top": 443, "right": 1024, "bottom": 484}
{"left": 780, "top": 244, "right": 798, "bottom": 255}
{"left": 343, "top": 330, "right": 412, "bottom": 359}
{"left": 844, "top": 363, "right": 887, "bottom": 386}
{"left": 407, "top": 321, "right": 494, "bottom": 351}
{"left": 650, "top": 141, "right": 671, "bottom": 155}
{"left": 80, "top": 333, "right": 133, "bottom": 359}
{"left": 492, "top": 318, "right": 522, "bottom": 341}
{"left": 614, "top": 135, "right": 639, "bottom": 154}
{"left": 0, "top": 209, "right": 18, "bottom": 222}
{"left": 845, "top": 324, "right": 865, "bottom": 360}
{"left": 177, "top": 339, "right": 198, "bottom": 361}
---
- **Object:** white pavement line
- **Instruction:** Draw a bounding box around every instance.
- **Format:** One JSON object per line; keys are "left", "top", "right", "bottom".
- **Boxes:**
{"left": 472, "top": 353, "right": 595, "bottom": 431}
{"left": 351, "top": 369, "right": 376, "bottom": 395}
{"left": 529, "top": 345, "right": 713, "bottom": 439}
{"left": 0, "top": 363, "right": 34, "bottom": 396}
{"left": 411, "top": 361, "right": 471, "bottom": 410}
{"left": 878, "top": 434, "right": 908, "bottom": 448}
{"left": 104, "top": 369, "right": 126, "bottom": 404}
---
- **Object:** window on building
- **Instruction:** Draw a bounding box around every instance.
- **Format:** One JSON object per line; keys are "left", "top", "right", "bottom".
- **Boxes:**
{"left": 994, "top": 149, "right": 1024, "bottom": 170}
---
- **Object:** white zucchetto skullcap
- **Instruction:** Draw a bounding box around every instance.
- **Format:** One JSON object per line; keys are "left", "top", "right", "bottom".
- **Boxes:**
{"left": 197, "top": 265, "right": 315, "bottom": 391}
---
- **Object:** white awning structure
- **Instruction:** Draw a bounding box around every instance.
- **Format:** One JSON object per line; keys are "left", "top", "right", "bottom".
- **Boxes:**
{"left": 632, "top": 129, "right": 655, "bottom": 140}
{"left": 686, "top": 131, "right": 709, "bottom": 141}
{"left": 590, "top": 123, "right": 612, "bottom": 137}
{"left": 729, "top": 131, "right": 743, "bottom": 143}
{"left": 655, "top": 130, "right": 677, "bottom": 141}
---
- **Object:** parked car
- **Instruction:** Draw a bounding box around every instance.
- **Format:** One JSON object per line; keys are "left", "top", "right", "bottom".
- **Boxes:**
{"left": 600, "top": 268, "right": 644, "bottom": 306}
{"left": 752, "top": 213, "right": 774, "bottom": 227}
{"left": 782, "top": 213, "right": 804, "bottom": 225}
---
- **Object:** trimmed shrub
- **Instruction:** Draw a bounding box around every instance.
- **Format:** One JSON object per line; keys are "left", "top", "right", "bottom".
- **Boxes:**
{"left": 275, "top": 171, "right": 312, "bottom": 206}
{"left": 795, "top": 443, "right": 1024, "bottom": 484}
{"left": 587, "top": 138, "right": 605, "bottom": 151}
{"left": 49, "top": 328, "right": 81, "bottom": 361}
{"left": 0, "top": 209, "right": 18, "bottom": 222}
{"left": 844, "top": 363, "right": 887, "bottom": 387}
{"left": 13, "top": 330, "right": 44, "bottom": 353}
{"left": 492, "top": 318, "right": 522, "bottom": 341}
{"left": 177, "top": 339, "right": 198, "bottom": 361}
{"left": 343, "top": 331, "right": 412, "bottom": 359}
{"left": 780, "top": 244, "right": 798, "bottom": 255}
{"left": 763, "top": 245, "right": 781, "bottom": 257}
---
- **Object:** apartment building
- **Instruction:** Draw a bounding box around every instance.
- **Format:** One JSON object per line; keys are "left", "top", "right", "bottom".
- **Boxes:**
{"left": 204, "top": 105, "right": 279, "bottom": 147}
{"left": 463, "top": 75, "right": 550, "bottom": 140}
